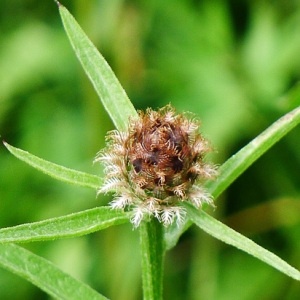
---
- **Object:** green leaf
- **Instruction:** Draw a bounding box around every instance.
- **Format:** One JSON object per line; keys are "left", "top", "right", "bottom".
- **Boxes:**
{"left": 3, "top": 141, "right": 102, "bottom": 189}
{"left": 0, "top": 207, "right": 129, "bottom": 243}
{"left": 57, "top": 3, "right": 137, "bottom": 132}
{"left": 140, "top": 220, "right": 165, "bottom": 300}
{"left": 0, "top": 243, "right": 108, "bottom": 300}
{"left": 183, "top": 202, "right": 300, "bottom": 281}
{"left": 207, "top": 105, "right": 300, "bottom": 199}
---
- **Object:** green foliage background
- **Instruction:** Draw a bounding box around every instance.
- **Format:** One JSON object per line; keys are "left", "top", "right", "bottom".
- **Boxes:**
{"left": 1, "top": 0, "right": 300, "bottom": 299}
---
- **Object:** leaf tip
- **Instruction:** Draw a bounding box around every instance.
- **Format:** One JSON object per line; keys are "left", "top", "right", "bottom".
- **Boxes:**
{"left": 54, "top": 0, "right": 62, "bottom": 7}
{"left": 2, "top": 140, "right": 8, "bottom": 148}
{"left": 2, "top": 141, "right": 13, "bottom": 154}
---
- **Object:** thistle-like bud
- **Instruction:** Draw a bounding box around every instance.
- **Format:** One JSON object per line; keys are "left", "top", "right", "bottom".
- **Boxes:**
{"left": 95, "top": 105, "right": 217, "bottom": 227}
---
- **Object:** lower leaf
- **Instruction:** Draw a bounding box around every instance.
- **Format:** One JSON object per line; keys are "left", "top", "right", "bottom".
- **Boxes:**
{"left": 183, "top": 202, "right": 300, "bottom": 281}
{"left": 0, "top": 243, "right": 108, "bottom": 300}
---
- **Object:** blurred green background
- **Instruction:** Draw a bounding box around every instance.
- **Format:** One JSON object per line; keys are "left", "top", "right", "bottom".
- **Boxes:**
{"left": 1, "top": 0, "right": 300, "bottom": 299}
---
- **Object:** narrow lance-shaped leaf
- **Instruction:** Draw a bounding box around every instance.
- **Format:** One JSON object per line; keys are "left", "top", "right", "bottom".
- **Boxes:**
{"left": 0, "top": 243, "right": 108, "bottom": 300}
{"left": 3, "top": 141, "right": 102, "bottom": 189}
{"left": 0, "top": 207, "right": 130, "bottom": 243}
{"left": 57, "top": 2, "right": 138, "bottom": 132}
{"left": 183, "top": 202, "right": 300, "bottom": 281}
{"left": 207, "top": 105, "right": 300, "bottom": 199}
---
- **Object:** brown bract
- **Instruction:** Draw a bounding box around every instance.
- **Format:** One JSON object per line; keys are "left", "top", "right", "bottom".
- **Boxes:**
{"left": 95, "top": 105, "right": 217, "bottom": 227}
{"left": 127, "top": 106, "right": 211, "bottom": 198}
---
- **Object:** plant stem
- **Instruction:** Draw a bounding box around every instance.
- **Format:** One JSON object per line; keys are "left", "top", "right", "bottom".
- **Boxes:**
{"left": 140, "top": 219, "right": 165, "bottom": 300}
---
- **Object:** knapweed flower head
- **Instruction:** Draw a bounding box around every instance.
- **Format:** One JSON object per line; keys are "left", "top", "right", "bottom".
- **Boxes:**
{"left": 95, "top": 105, "right": 217, "bottom": 227}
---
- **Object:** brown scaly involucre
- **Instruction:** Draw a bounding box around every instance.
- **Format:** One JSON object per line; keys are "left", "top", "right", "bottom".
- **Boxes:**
{"left": 95, "top": 105, "right": 217, "bottom": 227}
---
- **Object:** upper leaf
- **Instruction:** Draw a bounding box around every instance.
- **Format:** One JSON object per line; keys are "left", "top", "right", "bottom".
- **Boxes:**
{"left": 3, "top": 141, "right": 102, "bottom": 189}
{"left": 58, "top": 3, "right": 138, "bottom": 132}
{"left": 207, "top": 105, "right": 300, "bottom": 199}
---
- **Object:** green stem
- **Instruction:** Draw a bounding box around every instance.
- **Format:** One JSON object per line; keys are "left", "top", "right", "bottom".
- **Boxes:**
{"left": 140, "top": 220, "right": 165, "bottom": 300}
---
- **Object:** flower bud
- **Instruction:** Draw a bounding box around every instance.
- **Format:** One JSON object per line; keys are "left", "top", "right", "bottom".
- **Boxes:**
{"left": 95, "top": 105, "right": 217, "bottom": 227}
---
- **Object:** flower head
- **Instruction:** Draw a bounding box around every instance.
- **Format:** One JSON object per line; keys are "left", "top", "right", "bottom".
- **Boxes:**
{"left": 95, "top": 105, "right": 217, "bottom": 227}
